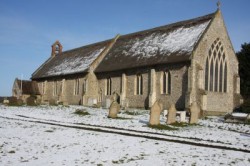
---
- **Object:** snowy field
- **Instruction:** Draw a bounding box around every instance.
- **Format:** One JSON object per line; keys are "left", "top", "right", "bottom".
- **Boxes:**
{"left": 0, "top": 105, "right": 249, "bottom": 165}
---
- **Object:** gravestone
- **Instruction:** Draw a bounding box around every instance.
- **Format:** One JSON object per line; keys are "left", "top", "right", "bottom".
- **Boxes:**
{"left": 112, "top": 92, "right": 118, "bottom": 101}
{"left": 105, "top": 99, "right": 111, "bottom": 108}
{"left": 167, "top": 104, "right": 176, "bottom": 124}
{"left": 190, "top": 102, "right": 200, "bottom": 124}
{"left": 108, "top": 101, "right": 120, "bottom": 118}
{"left": 149, "top": 100, "right": 163, "bottom": 125}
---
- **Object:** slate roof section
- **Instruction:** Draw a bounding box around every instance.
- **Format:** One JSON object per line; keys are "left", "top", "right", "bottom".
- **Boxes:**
{"left": 32, "top": 40, "right": 111, "bottom": 79}
{"left": 95, "top": 12, "right": 215, "bottom": 73}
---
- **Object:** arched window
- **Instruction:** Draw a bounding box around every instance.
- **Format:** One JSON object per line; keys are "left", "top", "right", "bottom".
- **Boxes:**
{"left": 82, "top": 79, "right": 87, "bottom": 94}
{"left": 106, "top": 78, "right": 112, "bottom": 95}
{"left": 205, "top": 38, "right": 227, "bottom": 92}
{"left": 74, "top": 78, "right": 80, "bottom": 95}
{"left": 162, "top": 71, "right": 171, "bottom": 94}
{"left": 136, "top": 74, "right": 143, "bottom": 95}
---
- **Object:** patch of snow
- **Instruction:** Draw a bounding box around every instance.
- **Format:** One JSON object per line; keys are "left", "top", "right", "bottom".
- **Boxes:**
{"left": 122, "top": 21, "right": 210, "bottom": 58}
{"left": 232, "top": 113, "right": 249, "bottom": 118}
{"left": 0, "top": 105, "right": 249, "bottom": 152}
{"left": 46, "top": 47, "right": 105, "bottom": 76}
{"left": 1, "top": 118, "right": 249, "bottom": 165}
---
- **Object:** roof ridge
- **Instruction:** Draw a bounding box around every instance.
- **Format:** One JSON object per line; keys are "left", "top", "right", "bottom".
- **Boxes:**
{"left": 119, "top": 12, "right": 216, "bottom": 38}
{"left": 59, "top": 39, "right": 112, "bottom": 55}
{"left": 59, "top": 12, "right": 216, "bottom": 54}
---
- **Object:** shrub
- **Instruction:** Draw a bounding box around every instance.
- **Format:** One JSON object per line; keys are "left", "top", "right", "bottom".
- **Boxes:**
{"left": 236, "top": 98, "right": 250, "bottom": 113}
{"left": 26, "top": 96, "right": 37, "bottom": 106}
{"left": 16, "top": 99, "right": 24, "bottom": 106}
{"left": 8, "top": 97, "right": 23, "bottom": 106}
{"left": 74, "top": 109, "right": 90, "bottom": 116}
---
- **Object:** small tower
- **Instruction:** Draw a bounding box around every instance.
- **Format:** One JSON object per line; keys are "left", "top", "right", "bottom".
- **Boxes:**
{"left": 51, "top": 40, "right": 63, "bottom": 57}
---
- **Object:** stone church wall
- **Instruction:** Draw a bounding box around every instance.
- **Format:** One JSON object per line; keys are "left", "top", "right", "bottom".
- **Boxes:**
{"left": 97, "top": 63, "right": 189, "bottom": 110}
{"left": 37, "top": 74, "right": 87, "bottom": 105}
{"left": 155, "top": 64, "right": 189, "bottom": 110}
{"left": 192, "top": 11, "right": 240, "bottom": 115}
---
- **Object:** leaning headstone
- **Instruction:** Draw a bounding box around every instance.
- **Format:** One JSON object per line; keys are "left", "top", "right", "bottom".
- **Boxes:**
{"left": 167, "top": 104, "right": 176, "bottom": 124}
{"left": 108, "top": 101, "right": 120, "bottom": 118}
{"left": 149, "top": 100, "right": 163, "bottom": 125}
{"left": 190, "top": 102, "right": 200, "bottom": 124}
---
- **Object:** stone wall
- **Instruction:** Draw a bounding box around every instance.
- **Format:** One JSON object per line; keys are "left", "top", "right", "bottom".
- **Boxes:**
{"left": 155, "top": 64, "right": 189, "bottom": 110}
{"left": 97, "top": 63, "right": 189, "bottom": 110}
{"left": 37, "top": 74, "right": 87, "bottom": 105}
{"left": 191, "top": 10, "right": 241, "bottom": 114}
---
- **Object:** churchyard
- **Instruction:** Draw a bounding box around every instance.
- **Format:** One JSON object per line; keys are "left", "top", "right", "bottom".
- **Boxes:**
{"left": 0, "top": 104, "right": 249, "bottom": 165}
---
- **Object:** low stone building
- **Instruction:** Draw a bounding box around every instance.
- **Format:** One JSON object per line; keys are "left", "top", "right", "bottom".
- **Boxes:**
{"left": 31, "top": 9, "right": 241, "bottom": 115}
{"left": 12, "top": 78, "right": 41, "bottom": 102}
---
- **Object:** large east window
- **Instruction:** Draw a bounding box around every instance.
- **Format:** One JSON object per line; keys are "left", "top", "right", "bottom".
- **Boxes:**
{"left": 205, "top": 38, "right": 227, "bottom": 92}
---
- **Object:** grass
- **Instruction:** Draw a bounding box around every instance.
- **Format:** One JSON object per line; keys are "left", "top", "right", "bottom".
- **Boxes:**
{"left": 108, "top": 116, "right": 132, "bottom": 120}
{"left": 246, "top": 120, "right": 250, "bottom": 125}
{"left": 123, "top": 111, "right": 142, "bottom": 116}
{"left": 170, "top": 122, "right": 189, "bottom": 127}
{"left": 170, "top": 122, "right": 199, "bottom": 127}
{"left": 148, "top": 124, "right": 178, "bottom": 131}
{"left": 74, "top": 109, "right": 90, "bottom": 116}
{"left": 116, "top": 117, "right": 133, "bottom": 120}
{"left": 8, "top": 150, "right": 15, "bottom": 154}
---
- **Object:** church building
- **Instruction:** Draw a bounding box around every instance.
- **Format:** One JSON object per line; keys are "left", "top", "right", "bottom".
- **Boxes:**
{"left": 31, "top": 9, "right": 241, "bottom": 115}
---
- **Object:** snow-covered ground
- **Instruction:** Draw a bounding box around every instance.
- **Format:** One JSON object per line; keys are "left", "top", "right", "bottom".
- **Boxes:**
{"left": 0, "top": 105, "right": 249, "bottom": 165}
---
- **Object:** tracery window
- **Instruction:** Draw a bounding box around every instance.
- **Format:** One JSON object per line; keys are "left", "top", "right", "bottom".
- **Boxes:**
{"left": 205, "top": 38, "right": 227, "bottom": 92}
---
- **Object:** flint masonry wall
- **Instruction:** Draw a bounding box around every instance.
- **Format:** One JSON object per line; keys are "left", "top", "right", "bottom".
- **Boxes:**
{"left": 192, "top": 11, "right": 241, "bottom": 115}
{"left": 155, "top": 64, "right": 189, "bottom": 110}
{"left": 38, "top": 74, "right": 87, "bottom": 105}
{"left": 97, "top": 62, "right": 189, "bottom": 110}
{"left": 97, "top": 69, "right": 150, "bottom": 108}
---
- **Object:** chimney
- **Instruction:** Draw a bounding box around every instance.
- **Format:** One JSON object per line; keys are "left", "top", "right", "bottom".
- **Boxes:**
{"left": 51, "top": 40, "right": 63, "bottom": 57}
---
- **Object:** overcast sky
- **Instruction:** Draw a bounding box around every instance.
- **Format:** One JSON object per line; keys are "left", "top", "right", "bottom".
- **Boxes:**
{"left": 0, "top": 0, "right": 249, "bottom": 96}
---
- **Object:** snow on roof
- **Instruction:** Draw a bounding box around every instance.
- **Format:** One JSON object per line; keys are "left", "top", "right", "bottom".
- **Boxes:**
{"left": 32, "top": 12, "right": 215, "bottom": 78}
{"left": 32, "top": 40, "right": 111, "bottom": 79}
{"left": 46, "top": 47, "right": 105, "bottom": 76}
{"left": 95, "top": 13, "right": 214, "bottom": 72}
{"left": 123, "top": 21, "right": 210, "bottom": 58}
